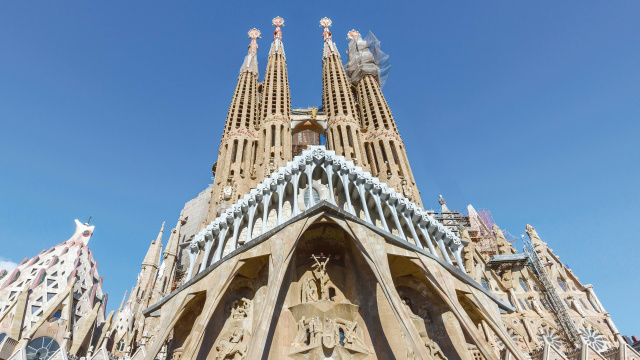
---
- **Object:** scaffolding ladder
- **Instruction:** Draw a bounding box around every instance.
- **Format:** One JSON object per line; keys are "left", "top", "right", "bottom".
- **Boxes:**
{"left": 523, "top": 236, "right": 582, "bottom": 347}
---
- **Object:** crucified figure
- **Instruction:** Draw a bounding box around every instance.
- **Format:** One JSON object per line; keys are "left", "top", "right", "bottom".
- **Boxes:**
{"left": 311, "top": 254, "right": 330, "bottom": 300}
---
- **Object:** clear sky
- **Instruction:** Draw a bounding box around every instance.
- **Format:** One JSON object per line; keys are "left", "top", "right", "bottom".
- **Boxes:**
{"left": 1, "top": 1, "right": 639, "bottom": 336}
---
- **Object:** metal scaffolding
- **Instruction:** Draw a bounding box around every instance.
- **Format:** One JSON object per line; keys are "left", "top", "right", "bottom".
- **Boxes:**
{"left": 523, "top": 236, "right": 582, "bottom": 348}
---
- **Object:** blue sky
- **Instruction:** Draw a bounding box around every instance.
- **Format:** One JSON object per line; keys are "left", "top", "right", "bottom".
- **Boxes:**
{"left": 1, "top": 1, "right": 639, "bottom": 335}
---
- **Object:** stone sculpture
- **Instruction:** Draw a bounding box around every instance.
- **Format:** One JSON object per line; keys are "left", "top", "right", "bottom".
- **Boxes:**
{"left": 311, "top": 254, "right": 330, "bottom": 300}
{"left": 215, "top": 326, "right": 247, "bottom": 360}
{"left": 302, "top": 277, "right": 318, "bottom": 303}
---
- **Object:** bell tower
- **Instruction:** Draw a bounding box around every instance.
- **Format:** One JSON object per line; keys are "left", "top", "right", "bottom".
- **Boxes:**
{"left": 346, "top": 30, "right": 422, "bottom": 206}
{"left": 256, "top": 16, "right": 293, "bottom": 179}
{"left": 207, "top": 28, "right": 262, "bottom": 221}
{"left": 320, "top": 18, "right": 367, "bottom": 168}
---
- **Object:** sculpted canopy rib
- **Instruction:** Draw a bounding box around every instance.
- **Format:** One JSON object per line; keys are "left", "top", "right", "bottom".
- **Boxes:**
{"left": 186, "top": 146, "right": 467, "bottom": 282}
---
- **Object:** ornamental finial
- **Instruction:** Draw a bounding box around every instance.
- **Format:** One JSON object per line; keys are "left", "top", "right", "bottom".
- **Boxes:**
{"left": 438, "top": 195, "right": 446, "bottom": 206}
{"left": 320, "top": 17, "right": 332, "bottom": 41}
{"left": 272, "top": 16, "right": 284, "bottom": 40}
{"left": 347, "top": 29, "right": 361, "bottom": 40}
{"left": 247, "top": 28, "right": 261, "bottom": 54}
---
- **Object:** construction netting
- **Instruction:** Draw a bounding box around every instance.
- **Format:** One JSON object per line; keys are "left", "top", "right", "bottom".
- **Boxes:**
{"left": 345, "top": 31, "right": 390, "bottom": 87}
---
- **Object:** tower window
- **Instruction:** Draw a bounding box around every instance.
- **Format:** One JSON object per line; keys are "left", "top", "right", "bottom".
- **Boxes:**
{"left": 379, "top": 141, "right": 388, "bottom": 164}
{"left": 231, "top": 140, "right": 238, "bottom": 163}
{"left": 519, "top": 278, "right": 529, "bottom": 292}
{"left": 481, "top": 278, "right": 490, "bottom": 291}
{"left": 271, "top": 125, "right": 276, "bottom": 147}
{"left": 557, "top": 278, "right": 567, "bottom": 292}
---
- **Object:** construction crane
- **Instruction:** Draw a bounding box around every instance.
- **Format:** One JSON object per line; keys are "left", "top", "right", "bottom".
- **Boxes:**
{"left": 523, "top": 235, "right": 582, "bottom": 348}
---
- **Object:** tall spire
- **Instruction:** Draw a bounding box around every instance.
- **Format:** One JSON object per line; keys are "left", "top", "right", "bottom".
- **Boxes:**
{"left": 320, "top": 18, "right": 366, "bottom": 167}
{"left": 155, "top": 221, "right": 165, "bottom": 242}
{"left": 207, "top": 28, "right": 262, "bottom": 222}
{"left": 142, "top": 222, "right": 164, "bottom": 267}
{"left": 346, "top": 29, "right": 422, "bottom": 206}
{"left": 257, "top": 16, "right": 292, "bottom": 179}
{"left": 320, "top": 17, "right": 339, "bottom": 58}
{"left": 118, "top": 290, "right": 127, "bottom": 312}
{"left": 269, "top": 16, "right": 285, "bottom": 57}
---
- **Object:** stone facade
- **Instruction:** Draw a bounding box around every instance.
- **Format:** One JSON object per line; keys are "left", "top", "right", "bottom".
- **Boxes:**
{"left": 13, "top": 16, "right": 631, "bottom": 360}
{"left": 0, "top": 220, "right": 108, "bottom": 360}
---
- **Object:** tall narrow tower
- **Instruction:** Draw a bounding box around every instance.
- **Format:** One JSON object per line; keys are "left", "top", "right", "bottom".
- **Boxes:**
{"left": 257, "top": 16, "right": 292, "bottom": 178}
{"left": 207, "top": 29, "right": 262, "bottom": 221}
{"left": 320, "top": 18, "right": 366, "bottom": 167}
{"left": 135, "top": 222, "right": 164, "bottom": 307}
{"left": 346, "top": 30, "right": 422, "bottom": 206}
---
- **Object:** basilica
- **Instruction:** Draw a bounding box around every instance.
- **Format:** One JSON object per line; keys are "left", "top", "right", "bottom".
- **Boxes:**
{"left": 0, "top": 17, "right": 636, "bottom": 360}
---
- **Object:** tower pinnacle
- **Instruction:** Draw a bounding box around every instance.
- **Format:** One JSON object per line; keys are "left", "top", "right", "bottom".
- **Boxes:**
{"left": 241, "top": 28, "right": 261, "bottom": 76}
{"left": 320, "top": 17, "right": 338, "bottom": 57}
{"left": 439, "top": 195, "right": 449, "bottom": 212}
{"left": 347, "top": 29, "right": 360, "bottom": 40}
{"left": 272, "top": 16, "right": 284, "bottom": 40}
{"left": 269, "top": 17, "right": 286, "bottom": 57}
{"left": 156, "top": 221, "right": 165, "bottom": 242}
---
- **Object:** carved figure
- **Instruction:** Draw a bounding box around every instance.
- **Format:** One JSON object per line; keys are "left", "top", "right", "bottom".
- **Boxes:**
{"left": 222, "top": 179, "right": 234, "bottom": 202}
{"left": 402, "top": 179, "right": 414, "bottom": 201}
{"left": 292, "top": 316, "right": 310, "bottom": 346}
{"left": 401, "top": 297, "right": 413, "bottom": 313}
{"left": 425, "top": 339, "right": 448, "bottom": 360}
{"left": 323, "top": 317, "right": 336, "bottom": 348}
{"left": 310, "top": 317, "right": 322, "bottom": 346}
{"left": 230, "top": 298, "right": 251, "bottom": 319}
{"left": 335, "top": 318, "right": 368, "bottom": 352}
{"left": 302, "top": 277, "right": 318, "bottom": 303}
{"left": 215, "top": 326, "right": 247, "bottom": 360}
{"left": 311, "top": 254, "right": 330, "bottom": 299}
{"left": 418, "top": 304, "right": 432, "bottom": 323}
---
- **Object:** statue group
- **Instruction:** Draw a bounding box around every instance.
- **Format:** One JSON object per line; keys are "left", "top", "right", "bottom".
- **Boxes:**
{"left": 214, "top": 298, "right": 253, "bottom": 360}
{"left": 291, "top": 315, "right": 368, "bottom": 352}
{"left": 292, "top": 254, "right": 371, "bottom": 354}
{"left": 302, "top": 254, "right": 331, "bottom": 303}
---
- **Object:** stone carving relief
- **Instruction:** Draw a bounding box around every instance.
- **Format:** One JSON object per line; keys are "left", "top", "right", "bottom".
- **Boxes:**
{"left": 424, "top": 339, "right": 448, "bottom": 360}
{"left": 402, "top": 178, "right": 414, "bottom": 202}
{"left": 215, "top": 325, "right": 247, "bottom": 360}
{"left": 394, "top": 283, "right": 450, "bottom": 360}
{"left": 229, "top": 298, "right": 252, "bottom": 320}
{"left": 213, "top": 297, "right": 254, "bottom": 360}
{"left": 290, "top": 254, "right": 371, "bottom": 357}
{"left": 580, "top": 323, "right": 612, "bottom": 351}
{"left": 311, "top": 254, "right": 330, "bottom": 300}
{"left": 301, "top": 277, "right": 318, "bottom": 303}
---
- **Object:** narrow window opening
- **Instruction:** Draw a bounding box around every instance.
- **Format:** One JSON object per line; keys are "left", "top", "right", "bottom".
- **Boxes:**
{"left": 231, "top": 140, "right": 238, "bottom": 163}
{"left": 271, "top": 125, "right": 276, "bottom": 147}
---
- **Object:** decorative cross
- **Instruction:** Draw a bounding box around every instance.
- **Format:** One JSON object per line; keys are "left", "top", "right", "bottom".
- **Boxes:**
{"left": 247, "top": 28, "right": 261, "bottom": 54}
{"left": 319, "top": 17, "right": 332, "bottom": 41}
{"left": 272, "top": 16, "right": 284, "bottom": 40}
{"left": 347, "top": 29, "right": 361, "bottom": 40}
